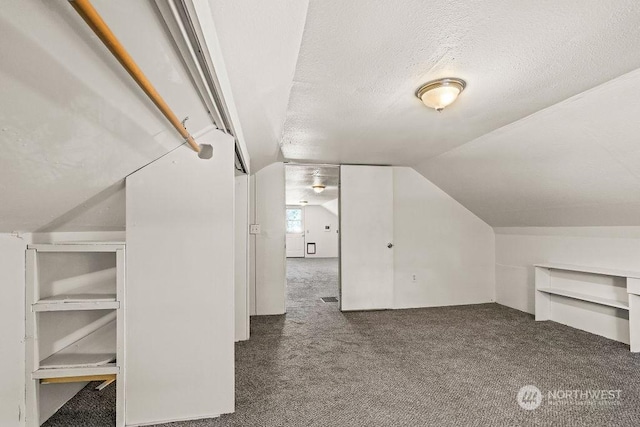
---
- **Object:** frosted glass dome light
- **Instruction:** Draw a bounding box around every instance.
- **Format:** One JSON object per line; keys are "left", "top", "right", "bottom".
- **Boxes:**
{"left": 416, "top": 78, "right": 466, "bottom": 111}
{"left": 312, "top": 185, "right": 326, "bottom": 193}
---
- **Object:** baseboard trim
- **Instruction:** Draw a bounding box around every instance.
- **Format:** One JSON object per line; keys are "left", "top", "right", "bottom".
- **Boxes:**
{"left": 127, "top": 413, "right": 221, "bottom": 426}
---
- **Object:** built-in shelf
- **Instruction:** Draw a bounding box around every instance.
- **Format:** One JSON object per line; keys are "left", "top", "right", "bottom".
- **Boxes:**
{"left": 537, "top": 287, "right": 629, "bottom": 310}
{"left": 535, "top": 263, "right": 640, "bottom": 279}
{"left": 26, "top": 243, "right": 126, "bottom": 426}
{"left": 28, "top": 243, "right": 125, "bottom": 253}
{"left": 535, "top": 263, "right": 640, "bottom": 353}
{"left": 33, "top": 294, "right": 119, "bottom": 312}
{"left": 32, "top": 364, "right": 119, "bottom": 380}
{"left": 54, "top": 241, "right": 125, "bottom": 245}
{"left": 39, "top": 321, "right": 116, "bottom": 369}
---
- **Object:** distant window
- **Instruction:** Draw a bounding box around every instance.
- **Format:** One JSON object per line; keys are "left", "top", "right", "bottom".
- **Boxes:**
{"left": 286, "top": 208, "right": 303, "bottom": 234}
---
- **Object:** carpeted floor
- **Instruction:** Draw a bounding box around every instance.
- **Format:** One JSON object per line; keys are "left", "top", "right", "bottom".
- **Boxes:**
{"left": 286, "top": 257, "right": 340, "bottom": 309}
{"left": 45, "top": 258, "right": 640, "bottom": 426}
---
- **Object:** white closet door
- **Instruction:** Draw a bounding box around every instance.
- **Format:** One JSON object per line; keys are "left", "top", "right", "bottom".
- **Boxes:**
{"left": 340, "top": 165, "right": 394, "bottom": 311}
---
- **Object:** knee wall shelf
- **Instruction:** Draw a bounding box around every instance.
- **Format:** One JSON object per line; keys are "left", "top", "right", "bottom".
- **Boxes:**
{"left": 25, "top": 243, "right": 125, "bottom": 426}
{"left": 534, "top": 263, "right": 640, "bottom": 352}
{"left": 33, "top": 294, "right": 119, "bottom": 312}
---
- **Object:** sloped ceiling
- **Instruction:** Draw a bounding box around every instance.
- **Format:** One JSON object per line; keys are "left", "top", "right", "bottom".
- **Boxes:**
{"left": 4, "top": 0, "right": 640, "bottom": 231}
{"left": 0, "top": 0, "right": 212, "bottom": 232}
{"left": 275, "top": 0, "right": 640, "bottom": 226}
{"left": 207, "top": 0, "right": 309, "bottom": 173}
{"left": 281, "top": 0, "right": 640, "bottom": 165}
{"left": 415, "top": 69, "right": 640, "bottom": 227}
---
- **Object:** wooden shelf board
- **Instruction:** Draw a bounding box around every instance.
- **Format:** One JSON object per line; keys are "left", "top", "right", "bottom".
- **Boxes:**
{"left": 39, "top": 321, "right": 117, "bottom": 369}
{"left": 535, "top": 263, "right": 640, "bottom": 279}
{"left": 537, "top": 287, "right": 629, "bottom": 310}
{"left": 33, "top": 364, "right": 118, "bottom": 380}
{"left": 34, "top": 294, "right": 119, "bottom": 312}
{"left": 40, "top": 374, "right": 116, "bottom": 384}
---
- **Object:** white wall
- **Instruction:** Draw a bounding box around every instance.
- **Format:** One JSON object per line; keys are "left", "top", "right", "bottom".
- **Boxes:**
{"left": 495, "top": 227, "right": 640, "bottom": 313}
{"left": 393, "top": 168, "right": 495, "bottom": 309}
{"left": 0, "top": 233, "right": 29, "bottom": 427}
{"left": 126, "top": 131, "right": 235, "bottom": 425}
{"left": 235, "top": 175, "right": 249, "bottom": 341}
{"left": 251, "top": 162, "right": 286, "bottom": 315}
{"left": 35, "top": 183, "right": 126, "bottom": 233}
{"left": 322, "top": 199, "right": 338, "bottom": 216}
{"left": 249, "top": 175, "right": 256, "bottom": 315}
{"left": 304, "top": 205, "right": 339, "bottom": 258}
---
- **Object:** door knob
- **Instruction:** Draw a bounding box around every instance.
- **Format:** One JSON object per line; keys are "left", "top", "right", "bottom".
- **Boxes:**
{"left": 387, "top": 243, "right": 393, "bottom": 248}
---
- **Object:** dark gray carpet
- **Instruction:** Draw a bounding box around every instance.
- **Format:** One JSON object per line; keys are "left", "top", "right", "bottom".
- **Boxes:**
{"left": 42, "top": 381, "right": 115, "bottom": 426}
{"left": 45, "top": 258, "right": 640, "bottom": 426}
{"left": 286, "top": 258, "right": 339, "bottom": 309}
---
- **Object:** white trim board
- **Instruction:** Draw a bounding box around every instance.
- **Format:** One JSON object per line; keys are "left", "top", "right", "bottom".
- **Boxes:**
{"left": 534, "top": 263, "right": 640, "bottom": 279}
{"left": 128, "top": 413, "right": 221, "bottom": 427}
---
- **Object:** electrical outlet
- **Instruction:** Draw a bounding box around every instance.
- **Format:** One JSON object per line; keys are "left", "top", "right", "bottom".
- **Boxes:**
{"left": 412, "top": 274, "right": 417, "bottom": 283}
{"left": 249, "top": 224, "right": 261, "bottom": 234}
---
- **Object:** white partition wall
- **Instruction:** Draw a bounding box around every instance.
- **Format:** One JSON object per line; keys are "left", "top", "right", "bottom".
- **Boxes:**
{"left": 126, "top": 131, "right": 235, "bottom": 425}
{"left": 339, "top": 166, "right": 494, "bottom": 312}
{"left": 392, "top": 168, "right": 495, "bottom": 308}
{"left": 0, "top": 234, "right": 30, "bottom": 427}
{"left": 252, "top": 163, "right": 286, "bottom": 315}
{"left": 235, "top": 174, "right": 250, "bottom": 342}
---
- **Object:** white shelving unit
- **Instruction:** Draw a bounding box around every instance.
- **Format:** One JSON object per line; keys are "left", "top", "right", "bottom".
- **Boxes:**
{"left": 33, "top": 294, "right": 119, "bottom": 312}
{"left": 535, "top": 263, "right": 640, "bottom": 352}
{"left": 536, "top": 288, "right": 629, "bottom": 310}
{"left": 25, "top": 243, "right": 125, "bottom": 426}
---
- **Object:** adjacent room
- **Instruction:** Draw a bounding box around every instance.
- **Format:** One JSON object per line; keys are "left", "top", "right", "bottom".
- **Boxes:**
{"left": 2, "top": 0, "right": 640, "bottom": 426}
{"left": 285, "top": 164, "right": 340, "bottom": 310}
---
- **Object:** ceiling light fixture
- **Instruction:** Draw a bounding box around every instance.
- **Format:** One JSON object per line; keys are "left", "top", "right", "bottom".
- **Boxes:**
{"left": 312, "top": 185, "right": 326, "bottom": 193}
{"left": 299, "top": 200, "right": 308, "bottom": 205}
{"left": 416, "top": 78, "right": 466, "bottom": 111}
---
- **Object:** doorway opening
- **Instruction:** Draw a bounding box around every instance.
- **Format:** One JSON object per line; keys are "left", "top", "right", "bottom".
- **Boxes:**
{"left": 285, "top": 164, "right": 340, "bottom": 311}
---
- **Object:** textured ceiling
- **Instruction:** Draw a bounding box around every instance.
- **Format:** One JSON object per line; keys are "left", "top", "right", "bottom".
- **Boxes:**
{"left": 286, "top": 165, "right": 339, "bottom": 206}
{"left": 415, "top": 69, "right": 640, "bottom": 227}
{"left": 280, "top": 0, "right": 640, "bottom": 167}
{"left": 0, "top": 0, "right": 211, "bottom": 232}
{"left": 208, "top": 0, "right": 309, "bottom": 173}
{"left": 5, "top": 0, "right": 640, "bottom": 231}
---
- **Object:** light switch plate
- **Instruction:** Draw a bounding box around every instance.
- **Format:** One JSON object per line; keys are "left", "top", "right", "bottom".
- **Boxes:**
{"left": 249, "top": 224, "right": 261, "bottom": 234}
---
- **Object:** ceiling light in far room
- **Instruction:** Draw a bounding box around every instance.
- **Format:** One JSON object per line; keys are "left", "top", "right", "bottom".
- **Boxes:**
{"left": 299, "top": 200, "right": 308, "bottom": 205}
{"left": 312, "top": 185, "right": 326, "bottom": 194}
{"left": 416, "top": 78, "right": 466, "bottom": 111}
